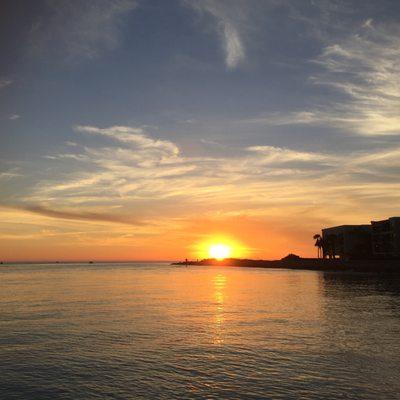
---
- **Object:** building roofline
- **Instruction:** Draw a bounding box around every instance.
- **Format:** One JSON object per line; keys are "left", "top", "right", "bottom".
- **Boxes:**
{"left": 322, "top": 224, "right": 371, "bottom": 230}
{"left": 371, "top": 217, "right": 400, "bottom": 223}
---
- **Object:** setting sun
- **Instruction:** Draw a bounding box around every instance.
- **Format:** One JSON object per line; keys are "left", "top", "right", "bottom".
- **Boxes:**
{"left": 194, "top": 236, "right": 247, "bottom": 260}
{"left": 209, "top": 244, "right": 231, "bottom": 260}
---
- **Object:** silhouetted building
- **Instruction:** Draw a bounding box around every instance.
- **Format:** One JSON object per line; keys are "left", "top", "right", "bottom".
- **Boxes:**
{"left": 322, "top": 225, "right": 372, "bottom": 260}
{"left": 371, "top": 217, "right": 400, "bottom": 259}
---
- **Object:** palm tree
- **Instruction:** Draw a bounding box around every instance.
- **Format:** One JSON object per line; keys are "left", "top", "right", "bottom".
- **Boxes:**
{"left": 313, "top": 234, "right": 323, "bottom": 258}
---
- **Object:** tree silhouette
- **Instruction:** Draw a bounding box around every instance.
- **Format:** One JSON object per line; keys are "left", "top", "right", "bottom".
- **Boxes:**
{"left": 313, "top": 234, "right": 323, "bottom": 258}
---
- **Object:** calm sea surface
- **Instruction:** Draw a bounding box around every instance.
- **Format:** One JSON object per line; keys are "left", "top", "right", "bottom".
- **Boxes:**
{"left": 1, "top": 263, "right": 400, "bottom": 399}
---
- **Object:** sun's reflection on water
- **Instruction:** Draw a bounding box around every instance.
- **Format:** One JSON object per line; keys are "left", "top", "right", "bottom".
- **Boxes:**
{"left": 212, "top": 273, "right": 227, "bottom": 344}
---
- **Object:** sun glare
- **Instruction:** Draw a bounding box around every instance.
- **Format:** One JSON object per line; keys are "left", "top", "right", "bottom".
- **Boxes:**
{"left": 209, "top": 244, "right": 231, "bottom": 260}
{"left": 195, "top": 236, "right": 246, "bottom": 260}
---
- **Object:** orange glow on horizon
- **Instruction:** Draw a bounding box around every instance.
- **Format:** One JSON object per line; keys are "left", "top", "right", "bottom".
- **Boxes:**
{"left": 0, "top": 207, "right": 322, "bottom": 261}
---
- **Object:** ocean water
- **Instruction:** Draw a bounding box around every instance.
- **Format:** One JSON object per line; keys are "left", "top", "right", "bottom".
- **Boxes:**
{"left": 1, "top": 263, "right": 400, "bottom": 399}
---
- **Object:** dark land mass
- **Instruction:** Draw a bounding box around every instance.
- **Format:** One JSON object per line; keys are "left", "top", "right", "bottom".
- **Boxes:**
{"left": 172, "top": 254, "right": 400, "bottom": 274}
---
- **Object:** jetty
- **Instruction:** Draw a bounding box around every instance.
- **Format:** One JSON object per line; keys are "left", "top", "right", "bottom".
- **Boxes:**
{"left": 172, "top": 255, "right": 400, "bottom": 273}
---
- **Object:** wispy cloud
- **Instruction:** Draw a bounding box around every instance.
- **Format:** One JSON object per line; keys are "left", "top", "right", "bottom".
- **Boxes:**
{"left": 74, "top": 125, "right": 179, "bottom": 156}
{"left": 0, "top": 78, "right": 13, "bottom": 89}
{"left": 247, "top": 146, "right": 335, "bottom": 165}
{"left": 8, "top": 124, "right": 400, "bottom": 229}
{"left": 29, "top": 0, "right": 138, "bottom": 61}
{"left": 221, "top": 19, "right": 245, "bottom": 69}
{"left": 186, "top": 0, "right": 246, "bottom": 69}
{"left": 241, "top": 18, "right": 400, "bottom": 137}
{"left": 309, "top": 22, "right": 400, "bottom": 136}
{"left": 16, "top": 204, "right": 144, "bottom": 226}
{"left": 0, "top": 169, "right": 22, "bottom": 181}
{"left": 275, "top": 22, "right": 400, "bottom": 136}
{"left": 9, "top": 114, "right": 20, "bottom": 120}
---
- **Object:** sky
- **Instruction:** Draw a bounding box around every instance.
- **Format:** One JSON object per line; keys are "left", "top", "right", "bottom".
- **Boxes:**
{"left": 1, "top": 0, "right": 400, "bottom": 261}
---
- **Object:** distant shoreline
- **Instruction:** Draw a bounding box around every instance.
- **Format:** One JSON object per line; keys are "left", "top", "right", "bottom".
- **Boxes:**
{"left": 171, "top": 257, "right": 400, "bottom": 273}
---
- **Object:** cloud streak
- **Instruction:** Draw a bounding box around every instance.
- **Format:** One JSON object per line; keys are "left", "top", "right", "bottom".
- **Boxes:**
{"left": 186, "top": 0, "right": 246, "bottom": 69}
{"left": 75, "top": 125, "right": 180, "bottom": 156}
{"left": 221, "top": 19, "right": 245, "bottom": 69}
{"left": 0, "top": 78, "right": 13, "bottom": 89}
{"left": 17, "top": 204, "right": 144, "bottom": 226}
{"left": 247, "top": 146, "right": 335, "bottom": 165}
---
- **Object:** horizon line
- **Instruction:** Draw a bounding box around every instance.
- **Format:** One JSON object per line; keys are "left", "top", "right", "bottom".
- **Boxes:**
{"left": 0, "top": 259, "right": 177, "bottom": 264}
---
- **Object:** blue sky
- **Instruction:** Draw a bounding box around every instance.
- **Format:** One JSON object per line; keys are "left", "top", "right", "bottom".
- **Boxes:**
{"left": 1, "top": 0, "right": 400, "bottom": 260}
